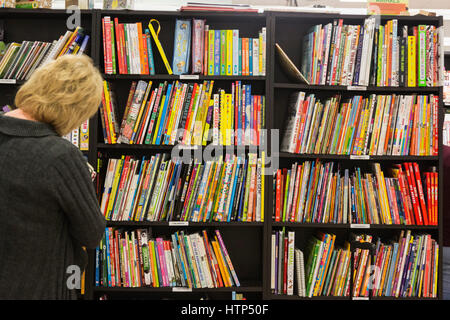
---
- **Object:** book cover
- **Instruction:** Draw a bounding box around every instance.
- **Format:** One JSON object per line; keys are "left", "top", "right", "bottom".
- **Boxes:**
{"left": 172, "top": 19, "right": 191, "bottom": 75}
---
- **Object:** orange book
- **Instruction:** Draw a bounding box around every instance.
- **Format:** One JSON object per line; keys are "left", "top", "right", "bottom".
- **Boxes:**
{"left": 141, "top": 28, "right": 150, "bottom": 75}
{"left": 136, "top": 23, "right": 146, "bottom": 74}
{"left": 212, "top": 240, "right": 231, "bottom": 287}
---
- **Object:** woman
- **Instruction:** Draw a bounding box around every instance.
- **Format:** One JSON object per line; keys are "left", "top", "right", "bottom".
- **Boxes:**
{"left": 0, "top": 55, "right": 106, "bottom": 299}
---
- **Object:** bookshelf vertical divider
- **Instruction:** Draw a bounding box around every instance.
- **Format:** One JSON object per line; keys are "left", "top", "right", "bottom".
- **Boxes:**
{"left": 79, "top": 10, "right": 444, "bottom": 300}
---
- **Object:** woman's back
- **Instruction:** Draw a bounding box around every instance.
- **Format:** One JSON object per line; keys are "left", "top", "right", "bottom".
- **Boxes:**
{"left": 0, "top": 113, "right": 105, "bottom": 299}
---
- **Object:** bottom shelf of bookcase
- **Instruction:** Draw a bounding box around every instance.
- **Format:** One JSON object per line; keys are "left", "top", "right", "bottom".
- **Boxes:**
{"left": 269, "top": 294, "right": 349, "bottom": 300}
{"left": 93, "top": 284, "right": 263, "bottom": 294}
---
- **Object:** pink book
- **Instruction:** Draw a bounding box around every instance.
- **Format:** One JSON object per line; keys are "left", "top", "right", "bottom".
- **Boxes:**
{"left": 156, "top": 238, "right": 169, "bottom": 287}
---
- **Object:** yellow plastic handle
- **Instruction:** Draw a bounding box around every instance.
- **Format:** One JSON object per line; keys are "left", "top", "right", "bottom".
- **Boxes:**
{"left": 149, "top": 19, "right": 161, "bottom": 38}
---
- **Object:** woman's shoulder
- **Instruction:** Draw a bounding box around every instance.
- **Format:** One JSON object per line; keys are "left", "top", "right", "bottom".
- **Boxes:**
{"left": 40, "top": 135, "right": 86, "bottom": 165}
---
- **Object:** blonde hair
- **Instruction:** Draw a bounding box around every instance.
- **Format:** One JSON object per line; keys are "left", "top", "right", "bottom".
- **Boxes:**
{"left": 15, "top": 54, "right": 103, "bottom": 136}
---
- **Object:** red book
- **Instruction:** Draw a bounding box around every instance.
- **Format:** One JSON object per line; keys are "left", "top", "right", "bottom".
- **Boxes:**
{"left": 295, "top": 99, "right": 309, "bottom": 153}
{"left": 426, "top": 172, "right": 431, "bottom": 224}
{"left": 141, "top": 30, "right": 150, "bottom": 75}
{"left": 104, "top": 17, "right": 113, "bottom": 74}
{"left": 283, "top": 236, "right": 288, "bottom": 294}
{"left": 433, "top": 172, "right": 438, "bottom": 225}
{"left": 275, "top": 170, "right": 282, "bottom": 222}
{"left": 113, "top": 18, "right": 124, "bottom": 74}
{"left": 234, "top": 82, "right": 238, "bottom": 146}
{"left": 412, "top": 162, "right": 429, "bottom": 225}
{"left": 403, "top": 162, "right": 423, "bottom": 225}
{"left": 394, "top": 165, "right": 413, "bottom": 225}
{"left": 119, "top": 24, "right": 128, "bottom": 74}
{"left": 281, "top": 169, "right": 287, "bottom": 220}
{"left": 136, "top": 89, "right": 157, "bottom": 144}
{"left": 108, "top": 228, "right": 116, "bottom": 287}
{"left": 101, "top": 18, "right": 108, "bottom": 73}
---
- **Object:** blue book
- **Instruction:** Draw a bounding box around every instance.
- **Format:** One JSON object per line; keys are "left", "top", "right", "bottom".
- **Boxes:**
{"left": 385, "top": 243, "right": 399, "bottom": 296}
{"left": 172, "top": 19, "right": 191, "bottom": 75}
{"left": 172, "top": 233, "right": 187, "bottom": 286}
{"left": 155, "top": 84, "right": 173, "bottom": 145}
{"left": 104, "top": 228, "right": 112, "bottom": 287}
{"left": 78, "top": 35, "right": 90, "bottom": 54}
{"left": 248, "top": 39, "right": 253, "bottom": 76}
{"left": 95, "top": 246, "right": 100, "bottom": 286}
{"left": 227, "top": 160, "right": 241, "bottom": 222}
{"left": 400, "top": 238, "right": 416, "bottom": 296}
{"left": 238, "top": 38, "right": 242, "bottom": 76}
{"left": 214, "top": 30, "right": 220, "bottom": 75}
{"left": 145, "top": 29, "right": 155, "bottom": 75}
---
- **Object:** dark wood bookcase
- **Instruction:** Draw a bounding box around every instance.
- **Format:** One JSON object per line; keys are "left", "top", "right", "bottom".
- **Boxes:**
{"left": 0, "top": 8, "right": 444, "bottom": 301}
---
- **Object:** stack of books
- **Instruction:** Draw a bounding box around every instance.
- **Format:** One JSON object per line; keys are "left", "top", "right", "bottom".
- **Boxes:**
{"left": 102, "top": 16, "right": 266, "bottom": 76}
{"left": 0, "top": 27, "right": 90, "bottom": 80}
{"left": 353, "top": 231, "right": 439, "bottom": 298}
{"left": 301, "top": 18, "right": 444, "bottom": 87}
{"left": 96, "top": 228, "right": 240, "bottom": 289}
{"left": 271, "top": 230, "right": 351, "bottom": 297}
{"left": 100, "top": 153, "right": 265, "bottom": 222}
{"left": 273, "top": 161, "right": 438, "bottom": 225}
{"left": 62, "top": 119, "right": 89, "bottom": 151}
{"left": 281, "top": 92, "right": 439, "bottom": 156}
{"left": 100, "top": 80, "right": 265, "bottom": 146}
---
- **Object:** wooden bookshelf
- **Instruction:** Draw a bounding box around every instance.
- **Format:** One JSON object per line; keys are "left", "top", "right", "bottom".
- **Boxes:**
{"left": 0, "top": 8, "right": 443, "bottom": 301}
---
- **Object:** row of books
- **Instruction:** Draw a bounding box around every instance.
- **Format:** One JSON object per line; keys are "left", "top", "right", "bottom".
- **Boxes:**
{"left": 272, "top": 230, "right": 438, "bottom": 298}
{"left": 271, "top": 230, "right": 351, "bottom": 297}
{"left": 100, "top": 153, "right": 265, "bottom": 222}
{"left": 100, "top": 80, "right": 265, "bottom": 146}
{"left": 95, "top": 228, "right": 240, "bottom": 288}
{"left": 274, "top": 161, "right": 438, "bottom": 226}
{"left": 281, "top": 92, "right": 439, "bottom": 156}
{"left": 353, "top": 231, "right": 438, "bottom": 298}
{"left": 0, "top": 27, "right": 90, "bottom": 80}
{"left": 102, "top": 16, "right": 266, "bottom": 76}
{"left": 301, "top": 18, "right": 444, "bottom": 87}
{"left": 62, "top": 119, "right": 89, "bottom": 151}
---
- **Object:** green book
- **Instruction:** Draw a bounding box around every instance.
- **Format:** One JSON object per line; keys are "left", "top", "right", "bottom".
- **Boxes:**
{"left": 282, "top": 170, "right": 290, "bottom": 222}
{"left": 377, "top": 26, "right": 383, "bottom": 86}
{"left": 417, "top": 25, "right": 427, "bottom": 87}
{"left": 305, "top": 237, "right": 321, "bottom": 296}
{"left": 220, "top": 30, "right": 226, "bottom": 75}
{"left": 110, "top": 20, "right": 117, "bottom": 74}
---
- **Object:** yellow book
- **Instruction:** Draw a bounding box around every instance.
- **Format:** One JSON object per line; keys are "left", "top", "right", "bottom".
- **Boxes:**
{"left": 212, "top": 240, "right": 232, "bottom": 287}
{"left": 149, "top": 241, "right": 160, "bottom": 287}
{"left": 79, "top": 119, "right": 89, "bottom": 151}
{"left": 259, "top": 31, "right": 263, "bottom": 77}
{"left": 200, "top": 81, "right": 215, "bottom": 145}
{"left": 102, "top": 80, "right": 117, "bottom": 144}
{"left": 226, "top": 30, "right": 233, "bottom": 76}
{"left": 148, "top": 19, "right": 173, "bottom": 74}
{"left": 130, "top": 81, "right": 153, "bottom": 144}
{"left": 317, "top": 234, "right": 336, "bottom": 295}
{"left": 152, "top": 94, "right": 166, "bottom": 145}
{"left": 407, "top": 35, "right": 416, "bottom": 87}
{"left": 376, "top": 163, "right": 392, "bottom": 224}
{"left": 57, "top": 27, "right": 79, "bottom": 57}
{"left": 219, "top": 90, "right": 225, "bottom": 145}
{"left": 165, "top": 84, "right": 181, "bottom": 144}
{"left": 192, "top": 84, "right": 207, "bottom": 145}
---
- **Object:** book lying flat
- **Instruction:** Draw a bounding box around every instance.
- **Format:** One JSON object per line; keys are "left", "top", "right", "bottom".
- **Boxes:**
{"left": 275, "top": 43, "right": 309, "bottom": 85}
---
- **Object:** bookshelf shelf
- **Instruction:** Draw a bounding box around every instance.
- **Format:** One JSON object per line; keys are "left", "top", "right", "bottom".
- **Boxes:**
{"left": 102, "top": 74, "right": 266, "bottom": 81}
{"left": 273, "top": 82, "right": 441, "bottom": 93}
{"left": 269, "top": 294, "right": 349, "bottom": 300}
{"left": 271, "top": 222, "right": 439, "bottom": 230}
{"left": 106, "top": 221, "right": 264, "bottom": 227}
{"left": 93, "top": 284, "right": 263, "bottom": 293}
{"left": 277, "top": 152, "right": 439, "bottom": 162}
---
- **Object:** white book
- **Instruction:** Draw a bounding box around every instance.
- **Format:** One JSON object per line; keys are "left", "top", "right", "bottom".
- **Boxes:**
{"left": 252, "top": 38, "right": 259, "bottom": 76}
{"left": 71, "top": 127, "right": 79, "bottom": 148}
{"left": 232, "top": 30, "right": 239, "bottom": 75}
{"left": 295, "top": 248, "right": 306, "bottom": 297}
{"left": 261, "top": 27, "right": 267, "bottom": 76}
{"left": 287, "top": 231, "right": 295, "bottom": 295}
{"left": 212, "top": 94, "right": 220, "bottom": 145}
{"left": 321, "top": 23, "right": 333, "bottom": 85}
{"left": 271, "top": 234, "right": 276, "bottom": 291}
{"left": 377, "top": 95, "right": 392, "bottom": 155}
{"left": 43, "top": 31, "right": 72, "bottom": 65}
{"left": 195, "top": 234, "right": 214, "bottom": 288}
{"left": 438, "top": 26, "right": 445, "bottom": 86}
{"left": 346, "top": 26, "right": 359, "bottom": 86}
{"left": 363, "top": 18, "right": 376, "bottom": 86}
{"left": 280, "top": 91, "right": 305, "bottom": 153}
{"left": 164, "top": 240, "right": 176, "bottom": 287}
{"left": 392, "top": 95, "right": 406, "bottom": 155}
{"left": 392, "top": 20, "right": 399, "bottom": 87}
{"left": 122, "top": 171, "right": 140, "bottom": 221}
{"left": 300, "top": 95, "right": 315, "bottom": 153}
{"left": 256, "top": 158, "right": 262, "bottom": 222}
{"left": 100, "top": 159, "right": 116, "bottom": 215}
{"left": 359, "top": 20, "right": 370, "bottom": 86}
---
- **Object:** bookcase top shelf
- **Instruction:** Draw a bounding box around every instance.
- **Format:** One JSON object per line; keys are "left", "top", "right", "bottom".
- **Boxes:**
{"left": 102, "top": 74, "right": 266, "bottom": 81}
